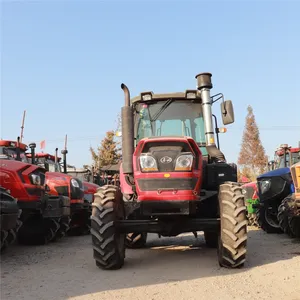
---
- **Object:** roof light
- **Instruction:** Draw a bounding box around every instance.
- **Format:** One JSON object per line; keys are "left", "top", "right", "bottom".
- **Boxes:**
{"left": 140, "top": 92, "right": 153, "bottom": 101}
{"left": 185, "top": 90, "right": 197, "bottom": 99}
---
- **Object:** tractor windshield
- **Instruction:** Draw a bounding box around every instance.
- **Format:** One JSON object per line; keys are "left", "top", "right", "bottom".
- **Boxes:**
{"left": 67, "top": 171, "right": 92, "bottom": 183}
{"left": 276, "top": 151, "right": 300, "bottom": 168}
{"left": 0, "top": 147, "right": 29, "bottom": 163}
{"left": 136, "top": 100, "right": 207, "bottom": 155}
{"left": 35, "top": 157, "right": 62, "bottom": 172}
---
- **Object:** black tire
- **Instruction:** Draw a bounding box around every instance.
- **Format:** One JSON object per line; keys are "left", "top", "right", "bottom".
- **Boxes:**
{"left": 218, "top": 182, "right": 248, "bottom": 268}
{"left": 204, "top": 231, "right": 218, "bottom": 248}
{"left": 126, "top": 232, "right": 147, "bottom": 249}
{"left": 257, "top": 203, "right": 282, "bottom": 234}
{"left": 52, "top": 216, "right": 71, "bottom": 242}
{"left": 90, "top": 185, "right": 125, "bottom": 270}
{"left": 17, "top": 217, "right": 59, "bottom": 245}
{"left": 278, "top": 195, "right": 300, "bottom": 238}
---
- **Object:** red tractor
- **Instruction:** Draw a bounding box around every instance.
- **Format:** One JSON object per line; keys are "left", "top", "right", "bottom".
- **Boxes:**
{"left": 90, "top": 73, "right": 248, "bottom": 270}
{"left": 0, "top": 140, "right": 69, "bottom": 245}
{"left": 27, "top": 147, "right": 98, "bottom": 235}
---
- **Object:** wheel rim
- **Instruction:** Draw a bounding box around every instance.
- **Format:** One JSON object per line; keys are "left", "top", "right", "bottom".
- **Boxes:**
{"left": 265, "top": 207, "right": 280, "bottom": 228}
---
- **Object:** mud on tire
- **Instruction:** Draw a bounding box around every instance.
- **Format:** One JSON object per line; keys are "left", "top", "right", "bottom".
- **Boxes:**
{"left": 278, "top": 195, "right": 300, "bottom": 238}
{"left": 91, "top": 185, "right": 125, "bottom": 270}
{"left": 218, "top": 182, "right": 248, "bottom": 268}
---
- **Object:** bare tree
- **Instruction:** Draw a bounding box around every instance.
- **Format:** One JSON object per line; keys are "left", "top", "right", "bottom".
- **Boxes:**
{"left": 238, "top": 105, "right": 268, "bottom": 180}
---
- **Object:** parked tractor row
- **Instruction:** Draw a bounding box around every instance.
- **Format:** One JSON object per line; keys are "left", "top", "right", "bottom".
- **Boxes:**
{"left": 0, "top": 139, "right": 100, "bottom": 251}
{"left": 241, "top": 143, "right": 300, "bottom": 238}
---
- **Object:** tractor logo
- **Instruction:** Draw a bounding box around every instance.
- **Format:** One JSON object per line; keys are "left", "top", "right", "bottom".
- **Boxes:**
{"left": 160, "top": 156, "right": 172, "bottom": 164}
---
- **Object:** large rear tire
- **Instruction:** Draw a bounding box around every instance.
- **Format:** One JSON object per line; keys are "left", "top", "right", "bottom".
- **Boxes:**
{"left": 126, "top": 232, "right": 147, "bottom": 249}
{"left": 218, "top": 182, "right": 248, "bottom": 268}
{"left": 91, "top": 185, "right": 125, "bottom": 270}
{"left": 278, "top": 195, "right": 300, "bottom": 238}
{"left": 257, "top": 203, "right": 282, "bottom": 234}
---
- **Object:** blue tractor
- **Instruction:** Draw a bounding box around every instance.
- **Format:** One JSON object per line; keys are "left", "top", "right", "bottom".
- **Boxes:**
{"left": 256, "top": 143, "right": 300, "bottom": 233}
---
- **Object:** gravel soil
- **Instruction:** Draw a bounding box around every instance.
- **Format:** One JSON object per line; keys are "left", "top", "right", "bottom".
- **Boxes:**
{"left": 1, "top": 227, "right": 300, "bottom": 300}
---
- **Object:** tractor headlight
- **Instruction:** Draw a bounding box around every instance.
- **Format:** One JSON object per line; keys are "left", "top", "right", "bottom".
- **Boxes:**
{"left": 30, "top": 174, "right": 41, "bottom": 185}
{"left": 175, "top": 153, "right": 194, "bottom": 171}
{"left": 71, "top": 178, "right": 80, "bottom": 188}
{"left": 139, "top": 154, "right": 158, "bottom": 172}
{"left": 259, "top": 180, "right": 271, "bottom": 194}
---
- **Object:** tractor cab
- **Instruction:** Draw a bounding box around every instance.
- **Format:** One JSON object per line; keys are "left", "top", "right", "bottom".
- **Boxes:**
{"left": 27, "top": 152, "right": 62, "bottom": 173}
{"left": 66, "top": 165, "right": 93, "bottom": 183}
{"left": 274, "top": 144, "right": 300, "bottom": 168}
{"left": 0, "top": 140, "right": 30, "bottom": 163}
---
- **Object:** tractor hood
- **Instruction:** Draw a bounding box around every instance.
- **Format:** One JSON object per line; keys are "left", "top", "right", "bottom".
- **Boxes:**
{"left": 83, "top": 181, "right": 99, "bottom": 193}
{"left": 257, "top": 167, "right": 290, "bottom": 179}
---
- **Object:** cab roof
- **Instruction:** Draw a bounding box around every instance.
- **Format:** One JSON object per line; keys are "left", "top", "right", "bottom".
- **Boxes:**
{"left": 0, "top": 140, "right": 28, "bottom": 151}
{"left": 27, "top": 152, "right": 61, "bottom": 161}
{"left": 131, "top": 90, "right": 201, "bottom": 104}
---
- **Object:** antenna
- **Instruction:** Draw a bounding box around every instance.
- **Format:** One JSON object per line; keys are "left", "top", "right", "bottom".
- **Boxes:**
{"left": 20, "top": 110, "right": 26, "bottom": 142}
{"left": 64, "top": 134, "right": 68, "bottom": 150}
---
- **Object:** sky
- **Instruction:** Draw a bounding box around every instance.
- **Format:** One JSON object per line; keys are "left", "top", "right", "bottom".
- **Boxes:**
{"left": 1, "top": 0, "right": 300, "bottom": 167}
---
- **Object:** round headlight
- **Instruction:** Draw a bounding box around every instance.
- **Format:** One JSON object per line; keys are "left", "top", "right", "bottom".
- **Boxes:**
{"left": 71, "top": 178, "right": 80, "bottom": 188}
{"left": 139, "top": 155, "right": 158, "bottom": 171}
{"left": 260, "top": 180, "right": 271, "bottom": 194}
{"left": 175, "top": 154, "right": 193, "bottom": 171}
{"left": 30, "top": 174, "right": 41, "bottom": 185}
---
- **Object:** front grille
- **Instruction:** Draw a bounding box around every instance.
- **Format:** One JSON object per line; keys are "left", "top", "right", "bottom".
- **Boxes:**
{"left": 142, "top": 142, "right": 192, "bottom": 173}
{"left": 55, "top": 186, "right": 69, "bottom": 197}
{"left": 137, "top": 178, "right": 197, "bottom": 191}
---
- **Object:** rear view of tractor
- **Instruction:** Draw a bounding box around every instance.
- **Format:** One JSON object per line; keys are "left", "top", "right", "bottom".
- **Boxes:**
{"left": 277, "top": 161, "right": 300, "bottom": 238}
{"left": 90, "top": 73, "right": 248, "bottom": 270}
{"left": 0, "top": 186, "right": 21, "bottom": 251}
{"left": 256, "top": 143, "right": 300, "bottom": 233}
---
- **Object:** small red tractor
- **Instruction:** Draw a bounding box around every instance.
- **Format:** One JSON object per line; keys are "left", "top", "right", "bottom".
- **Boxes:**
{"left": 0, "top": 140, "right": 69, "bottom": 245}
{"left": 90, "top": 72, "right": 248, "bottom": 270}
{"left": 0, "top": 186, "right": 21, "bottom": 251}
{"left": 27, "top": 147, "right": 98, "bottom": 235}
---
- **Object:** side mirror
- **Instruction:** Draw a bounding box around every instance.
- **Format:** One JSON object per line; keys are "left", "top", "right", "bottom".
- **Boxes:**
{"left": 221, "top": 100, "right": 235, "bottom": 125}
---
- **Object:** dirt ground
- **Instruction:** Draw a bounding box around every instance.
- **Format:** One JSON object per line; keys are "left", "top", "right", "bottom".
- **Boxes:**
{"left": 1, "top": 227, "right": 299, "bottom": 300}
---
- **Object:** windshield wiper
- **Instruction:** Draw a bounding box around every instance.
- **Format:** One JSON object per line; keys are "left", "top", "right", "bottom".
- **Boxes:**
{"left": 150, "top": 99, "right": 173, "bottom": 122}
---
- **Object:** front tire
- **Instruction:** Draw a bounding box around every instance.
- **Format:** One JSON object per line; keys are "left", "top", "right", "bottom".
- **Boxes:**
{"left": 257, "top": 203, "right": 282, "bottom": 234}
{"left": 218, "top": 182, "right": 248, "bottom": 268}
{"left": 278, "top": 195, "right": 300, "bottom": 238}
{"left": 91, "top": 185, "right": 125, "bottom": 270}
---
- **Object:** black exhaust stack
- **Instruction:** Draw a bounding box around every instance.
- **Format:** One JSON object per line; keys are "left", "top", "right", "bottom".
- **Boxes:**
{"left": 195, "top": 73, "right": 225, "bottom": 162}
{"left": 29, "top": 143, "right": 36, "bottom": 164}
{"left": 61, "top": 149, "right": 68, "bottom": 174}
{"left": 54, "top": 148, "right": 58, "bottom": 164}
{"left": 16, "top": 136, "right": 21, "bottom": 161}
{"left": 121, "top": 83, "right": 134, "bottom": 174}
